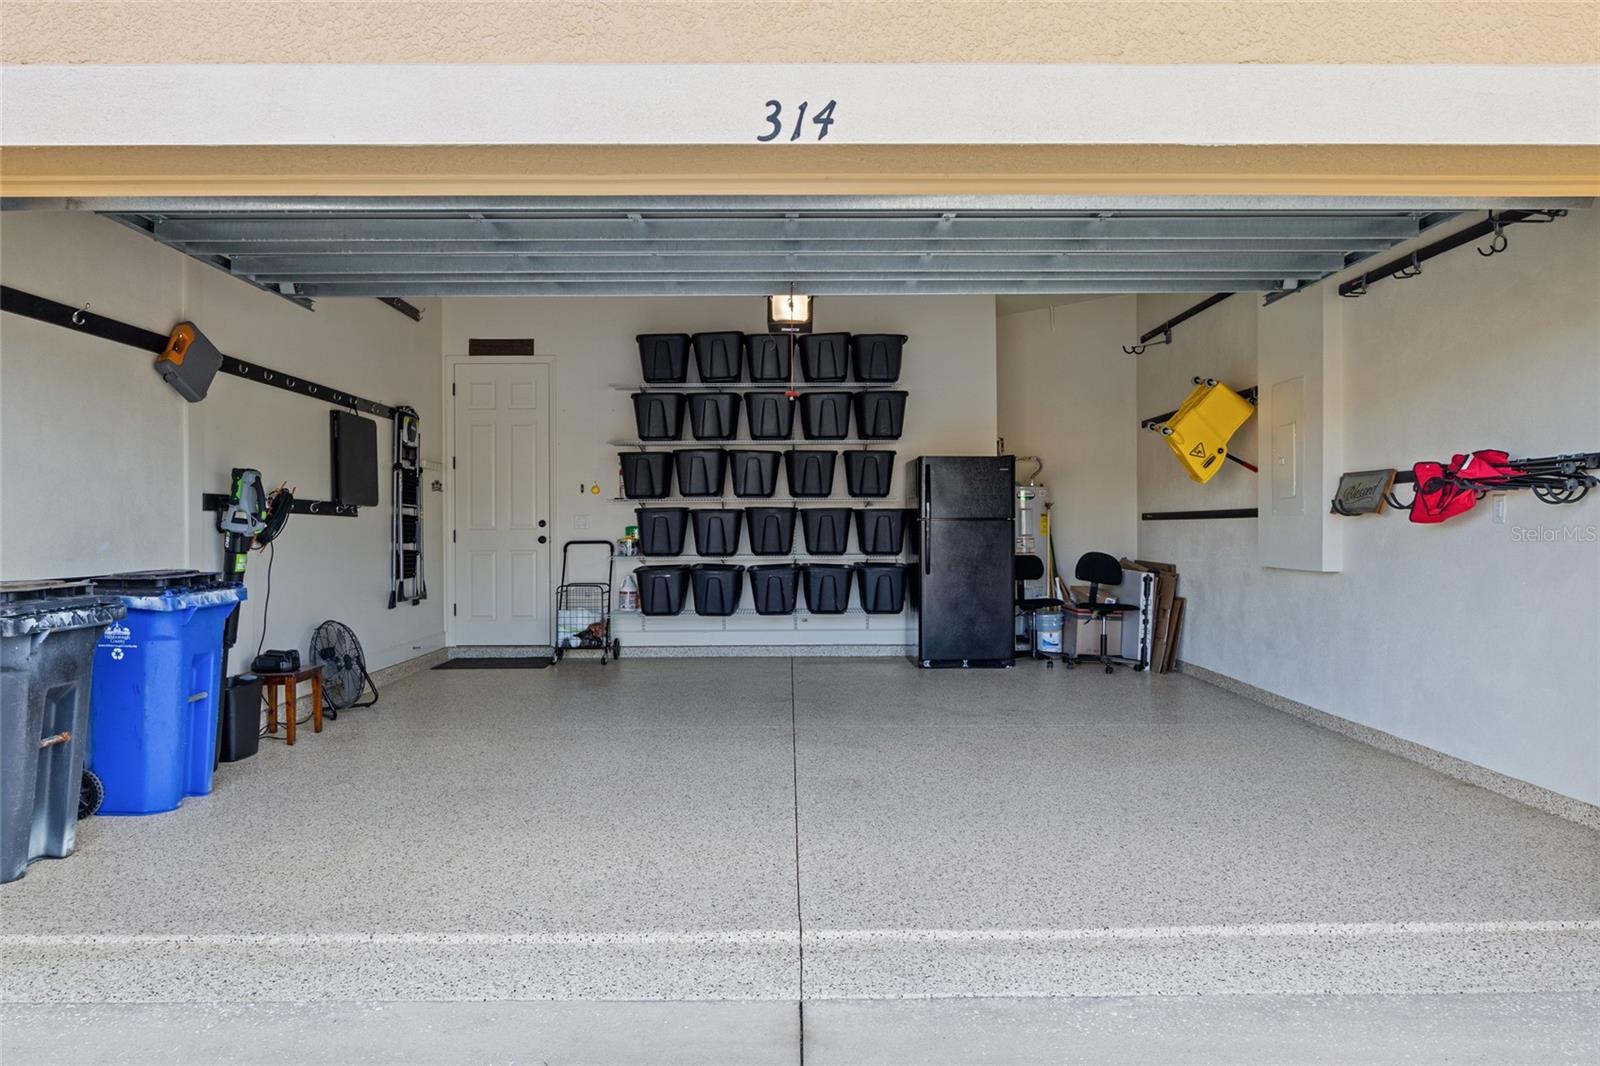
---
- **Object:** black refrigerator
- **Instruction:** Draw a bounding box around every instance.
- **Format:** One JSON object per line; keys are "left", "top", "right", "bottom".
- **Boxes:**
{"left": 907, "top": 455, "right": 1016, "bottom": 668}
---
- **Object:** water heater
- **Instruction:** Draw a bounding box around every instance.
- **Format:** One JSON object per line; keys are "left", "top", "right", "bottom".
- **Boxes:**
{"left": 1014, "top": 465, "right": 1052, "bottom": 601}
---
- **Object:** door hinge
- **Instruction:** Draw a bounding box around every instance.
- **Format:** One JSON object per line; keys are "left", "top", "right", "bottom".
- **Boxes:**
{"left": 451, "top": 383, "right": 456, "bottom": 396}
{"left": 453, "top": 603, "right": 458, "bottom": 617}
{"left": 451, "top": 456, "right": 456, "bottom": 469}
{"left": 452, "top": 530, "right": 457, "bottom": 542}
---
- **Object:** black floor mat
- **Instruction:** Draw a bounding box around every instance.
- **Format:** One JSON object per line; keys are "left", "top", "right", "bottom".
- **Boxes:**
{"left": 433, "top": 657, "right": 552, "bottom": 670}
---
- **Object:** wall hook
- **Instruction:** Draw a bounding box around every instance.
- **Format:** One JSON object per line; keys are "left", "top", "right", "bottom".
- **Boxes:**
{"left": 1477, "top": 213, "right": 1509, "bottom": 257}
{"left": 70, "top": 302, "right": 90, "bottom": 326}
{"left": 1393, "top": 252, "right": 1423, "bottom": 280}
{"left": 1342, "top": 276, "right": 1367, "bottom": 298}
{"left": 1122, "top": 328, "right": 1172, "bottom": 356}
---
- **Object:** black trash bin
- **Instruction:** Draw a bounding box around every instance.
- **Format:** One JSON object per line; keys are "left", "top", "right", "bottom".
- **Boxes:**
{"left": 691, "top": 509, "right": 744, "bottom": 557}
{"left": 798, "top": 391, "right": 852, "bottom": 440}
{"left": 844, "top": 449, "right": 896, "bottom": 498}
{"left": 744, "top": 391, "right": 796, "bottom": 440}
{"left": 635, "top": 565, "right": 690, "bottom": 616}
{"left": 856, "top": 563, "right": 909, "bottom": 613}
{"left": 632, "top": 392, "right": 686, "bottom": 441}
{"left": 691, "top": 564, "right": 745, "bottom": 616}
{"left": 674, "top": 449, "right": 727, "bottom": 497}
{"left": 728, "top": 450, "right": 782, "bottom": 498}
{"left": 854, "top": 507, "right": 911, "bottom": 555}
{"left": 800, "top": 507, "right": 852, "bottom": 555}
{"left": 620, "top": 452, "right": 673, "bottom": 499}
{"left": 1, "top": 580, "right": 127, "bottom": 884}
{"left": 799, "top": 333, "right": 851, "bottom": 382}
{"left": 686, "top": 392, "right": 742, "bottom": 441}
{"left": 745, "top": 334, "right": 793, "bottom": 382}
{"left": 850, "top": 334, "right": 907, "bottom": 382}
{"left": 746, "top": 506, "right": 797, "bottom": 555}
{"left": 852, "top": 390, "right": 908, "bottom": 440}
{"left": 692, "top": 332, "right": 744, "bottom": 382}
{"left": 748, "top": 564, "right": 801, "bottom": 615}
{"left": 219, "top": 673, "right": 263, "bottom": 763}
{"left": 785, "top": 450, "right": 838, "bottom": 497}
{"left": 802, "top": 564, "right": 853, "bottom": 614}
{"left": 637, "top": 334, "right": 691, "bottom": 383}
{"left": 635, "top": 506, "right": 690, "bottom": 556}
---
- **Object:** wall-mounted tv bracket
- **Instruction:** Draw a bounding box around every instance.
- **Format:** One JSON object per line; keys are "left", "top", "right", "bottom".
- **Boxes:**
{"left": 202, "top": 493, "right": 360, "bottom": 518}
{"left": 1338, "top": 210, "right": 1567, "bottom": 299}
{"left": 0, "top": 285, "right": 396, "bottom": 419}
{"left": 389, "top": 406, "right": 428, "bottom": 609}
{"left": 1122, "top": 293, "right": 1235, "bottom": 355}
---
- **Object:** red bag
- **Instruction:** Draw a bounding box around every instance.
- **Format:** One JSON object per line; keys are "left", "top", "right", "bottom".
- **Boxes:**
{"left": 1409, "top": 461, "right": 1479, "bottom": 524}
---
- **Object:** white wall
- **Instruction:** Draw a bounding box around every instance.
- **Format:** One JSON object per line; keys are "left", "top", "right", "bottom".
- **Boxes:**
{"left": 0, "top": 211, "right": 446, "bottom": 670}
{"left": 1136, "top": 210, "right": 1600, "bottom": 805}
{"left": 441, "top": 295, "right": 997, "bottom": 648}
{"left": 996, "top": 297, "right": 1139, "bottom": 573}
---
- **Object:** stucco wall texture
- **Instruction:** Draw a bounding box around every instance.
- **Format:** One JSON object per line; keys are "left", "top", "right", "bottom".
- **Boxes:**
{"left": 3, "top": 1, "right": 1597, "bottom": 66}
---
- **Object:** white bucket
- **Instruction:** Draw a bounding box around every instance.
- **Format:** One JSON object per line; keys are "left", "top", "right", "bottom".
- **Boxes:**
{"left": 1034, "top": 611, "right": 1065, "bottom": 654}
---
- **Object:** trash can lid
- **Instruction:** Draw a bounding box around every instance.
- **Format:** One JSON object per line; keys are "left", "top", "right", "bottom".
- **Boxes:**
{"left": 0, "top": 591, "right": 127, "bottom": 638}
{"left": 0, "top": 578, "right": 99, "bottom": 604}
{"left": 116, "top": 584, "right": 247, "bottom": 612}
{"left": 81, "top": 569, "right": 228, "bottom": 594}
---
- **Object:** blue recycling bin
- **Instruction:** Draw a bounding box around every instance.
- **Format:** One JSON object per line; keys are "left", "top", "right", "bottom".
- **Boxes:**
{"left": 84, "top": 571, "right": 245, "bottom": 815}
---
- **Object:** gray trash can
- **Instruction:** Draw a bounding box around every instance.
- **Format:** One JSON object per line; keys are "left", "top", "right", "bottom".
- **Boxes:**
{"left": 1, "top": 580, "right": 127, "bottom": 883}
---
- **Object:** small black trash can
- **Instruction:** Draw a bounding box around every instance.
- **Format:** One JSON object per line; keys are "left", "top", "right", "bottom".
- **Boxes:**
{"left": 620, "top": 452, "right": 673, "bottom": 499}
{"left": 748, "top": 564, "right": 801, "bottom": 615}
{"left": 686, "top": 392, "right": 742, "bottom": 441}
{"left": 728, "top": 450, "right": 782, "bottom": 498}
{"left": 674, "top": 448, "right": 727, "bottom": 497}
{"left": 691, "top": 509, "right": 744, "bottom": 557}
{"left": 632, "top": 392, "right": 686, "bottom": 441}
{"left": 635, "top": 507, "right": 690, "bottom": 555}
{"left": 856, "top": 563, "right": 909, "bottom": 613}
{"left": 852, "top": 390, "right": 908, "bottom": 440}
{"left": 850, "top": 334, "right": 907, "bottom": 382}
{"left": 745, "top": 334, "right": 793, "bottom": 382}
{"left": 798, "top": 391, "right": 852, "bottom": 440}
{"left": 785, "top": 450, "right": 838, "bottom": 497}
{"left": 638, "top": 334, "right": 691, "bottom": 383}
{"left": 744, "top": 391, "right": 796, "bottom": 440}
{"left": 746, "top": 506, "right": 797, "bottom": 555}
{"left": 844, "top": 449, "right": 896, "bottom": 497}
{"left": 800, "top": 507, "right": 852, "bottom": 555}
{"left": 692, "top": 332, "right": 744, "bottom": 382}
{"left": 802, "top": 564, "right": 853, "bottom": 614}
{"left": 691, "top": 564, "right": 745, "bottom": 616}
{"left": 799, "top": 333, "right": 850, "bottom": 382}
{"left": 854, "top": 508, "right": 911, "bottom": 555}
{"left": 636, "top": 565, "right": 691, "bottom": 616}
{"left": 219, "top": 673, "right": 263, "bottom": 763}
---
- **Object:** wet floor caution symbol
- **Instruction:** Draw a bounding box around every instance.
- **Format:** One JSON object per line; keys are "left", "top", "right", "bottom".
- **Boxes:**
{"left": 1189, "top": 442, "right": 1207, "bottom": 457}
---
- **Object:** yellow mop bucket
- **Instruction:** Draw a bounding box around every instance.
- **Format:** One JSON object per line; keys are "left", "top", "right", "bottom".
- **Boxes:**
{"left": 1160, "top": 379, "right": 1255, "bottom": 483}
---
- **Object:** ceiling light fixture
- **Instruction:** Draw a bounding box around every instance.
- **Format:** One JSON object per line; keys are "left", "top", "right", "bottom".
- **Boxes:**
{"left": 767, "top": 287, "right": 813, "bottom": 334}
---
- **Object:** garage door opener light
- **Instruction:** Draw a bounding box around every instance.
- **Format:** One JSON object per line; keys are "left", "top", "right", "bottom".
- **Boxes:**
{"left": 767, "top": 289, "right": 813, "bottom": 334}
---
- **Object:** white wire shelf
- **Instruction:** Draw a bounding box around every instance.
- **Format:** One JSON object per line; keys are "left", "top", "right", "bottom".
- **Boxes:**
{"left": 612, "top": 382, "right": 901, "bottom": 392}
{"left": 610, "top": 438, "right": 899, "bottom": 448}
{"left": 618, "top": 553, "right": 909, "bottom": 565}
{"left": 613, "top": 496, "right": 909, "bottom": 505}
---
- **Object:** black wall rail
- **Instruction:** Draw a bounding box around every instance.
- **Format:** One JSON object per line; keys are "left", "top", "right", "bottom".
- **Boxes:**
{"left": 1, "top": 285, "right": 396, "bottom": 418}
{"left": 1123, "top": 293, "right": 1235, "bottom": 354}
{"left": 1141, "top": 508, "right": 1259, "bottom": 521}
{"left": 201, "top": 493, "right": 360, "bottom": 518}
{"left": 1339, "top": 210, "right": 1566, "bottom": 298}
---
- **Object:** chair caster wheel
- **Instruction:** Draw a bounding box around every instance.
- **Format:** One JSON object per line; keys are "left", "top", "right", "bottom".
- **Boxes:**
{"left": 1105, "top": 665, "right": 1114, "bottom": 674}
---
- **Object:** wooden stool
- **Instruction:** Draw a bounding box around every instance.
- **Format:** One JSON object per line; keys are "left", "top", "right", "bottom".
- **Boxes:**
{"left": 259, "top": 665, "right": 323, "bottom": 745}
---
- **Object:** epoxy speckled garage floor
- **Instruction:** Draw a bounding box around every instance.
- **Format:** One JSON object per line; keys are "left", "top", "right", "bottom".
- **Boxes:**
{"left": 2, "top": 658, "right": 1597, "bottom": 1012}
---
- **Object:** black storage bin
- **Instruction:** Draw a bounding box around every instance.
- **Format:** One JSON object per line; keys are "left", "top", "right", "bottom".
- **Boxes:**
{"left": 744, "top": 391, "right": 796, "bottom": 440}
{"left": 637, "top": 334, "right": 691, "bottom": 383}
{"left": 799, "top": 333, "right": 851, "bottom": 382}
{"left": 798, "top": 391, "right": 852, "bottom": 440}
{"left": 803, "top": 564, "right": 853, "bottom": 614}
{"left": 851, "top": 334, "right": 907, "bottom": 382}
{"left": 691, "top": 508, "right": 744, "bottom": 557}
{"left": 785, "top": 449, "right": 837, "bottom": 497}
{"left": 856, "top": 563, "right": 909, "bottom": 614}
{"left": 635, "top": 506, "right": 690, "bottom": 556}
{"left": 673, "top": 448, "right": 727, "bottom": 497}
{"left": 636, "top": 565, "right": 691, "bottom": 616}
{"left": 220, "top": 674, "right": 262, "bottom": 763}
{"left": 843, "top": 449, "right": 896, "bottom": 498}
{"left": 692, "top": 332, "right": 744, "bottom": 382}
{"left": 746, "top": 506, "right": 797, "bottom": 555}
{"left": 691, "top": 564, "right": 745, "bottom": 616}
{"left": 621, "top": 451, "right": 673, "bottom": 499}
{"left": 853, "top": 390, "right": 908, "bottom": 440}
{"left": 686, "top": 392, "right": 742, "bottom": 441}
{"left": 745, "top": 334, "right": 793, "bottom": 382}
{"left": 748, "top": 564, "right": 800, "bottom": 615}
{"left": 854, "top": 507, "right": 910, "bottom": 555}
{"left": 728, "top": 450, "right": 782, "bottom": 498}
{"left": 631, "top": 392, "right": 686, "bottom": 441}
{"left": 800, "top": 507, "right": 852, "bottom": 555}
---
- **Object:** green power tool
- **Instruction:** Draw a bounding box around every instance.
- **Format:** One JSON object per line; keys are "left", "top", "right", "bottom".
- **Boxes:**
{"left": 217, "top": 468, "right": 268, "bottom": 578}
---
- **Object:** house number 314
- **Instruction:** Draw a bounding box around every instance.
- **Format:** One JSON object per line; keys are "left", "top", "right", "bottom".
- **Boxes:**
{"left": 757, "top": 99, "right": 837, "bottom": 142}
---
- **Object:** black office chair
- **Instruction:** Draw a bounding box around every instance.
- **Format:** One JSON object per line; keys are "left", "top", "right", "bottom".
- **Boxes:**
{"left": 1072, "top": 552, "right": 1140, "bottom": 674}
{"left": 1014, "top": 555, "right": 1065, "bottom": 663}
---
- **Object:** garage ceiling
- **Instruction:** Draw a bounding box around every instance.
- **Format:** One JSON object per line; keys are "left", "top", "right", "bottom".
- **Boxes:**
{"left": 66, "top": 195, "right": 1575, "bottom": 304}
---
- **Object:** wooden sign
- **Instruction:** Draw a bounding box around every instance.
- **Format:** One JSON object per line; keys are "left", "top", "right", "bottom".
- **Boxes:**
{"left": 1331, "top": 469, "right": 1397, "bottom": 515}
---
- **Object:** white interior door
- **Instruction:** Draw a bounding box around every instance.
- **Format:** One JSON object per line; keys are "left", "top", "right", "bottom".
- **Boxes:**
{"left": 451, "top": 361, "right": 551, "bottom": 646}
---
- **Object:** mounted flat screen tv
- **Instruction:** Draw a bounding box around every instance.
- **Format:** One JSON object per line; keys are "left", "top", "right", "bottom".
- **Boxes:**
{"left": 330, "top": 411, "right": 380, "bottom": 507}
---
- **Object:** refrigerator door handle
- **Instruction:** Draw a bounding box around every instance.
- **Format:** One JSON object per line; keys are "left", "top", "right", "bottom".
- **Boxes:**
{"left": 922, "top": 463, "right": 932, "bottom": 519}
{"left": 923, "top": 519, "right": 932, "bottom": 575}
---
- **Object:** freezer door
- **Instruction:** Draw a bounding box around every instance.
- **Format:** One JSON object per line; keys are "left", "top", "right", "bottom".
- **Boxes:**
{"left": 917, "top": 456, "right": 1016, "bottom": 519}
{"left": 917, "top": 518, "right": 1015, "bottom": 665}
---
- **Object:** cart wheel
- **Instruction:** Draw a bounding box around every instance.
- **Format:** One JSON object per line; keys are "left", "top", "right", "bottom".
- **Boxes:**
{"left": 554, "top": 646, "right": 564, "bottom": 662}
{"left": 79, "top": 769, "right": 103, "bottom": 820}
{"left": 612, "top": 639, "right": 622, "bottom": 660}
